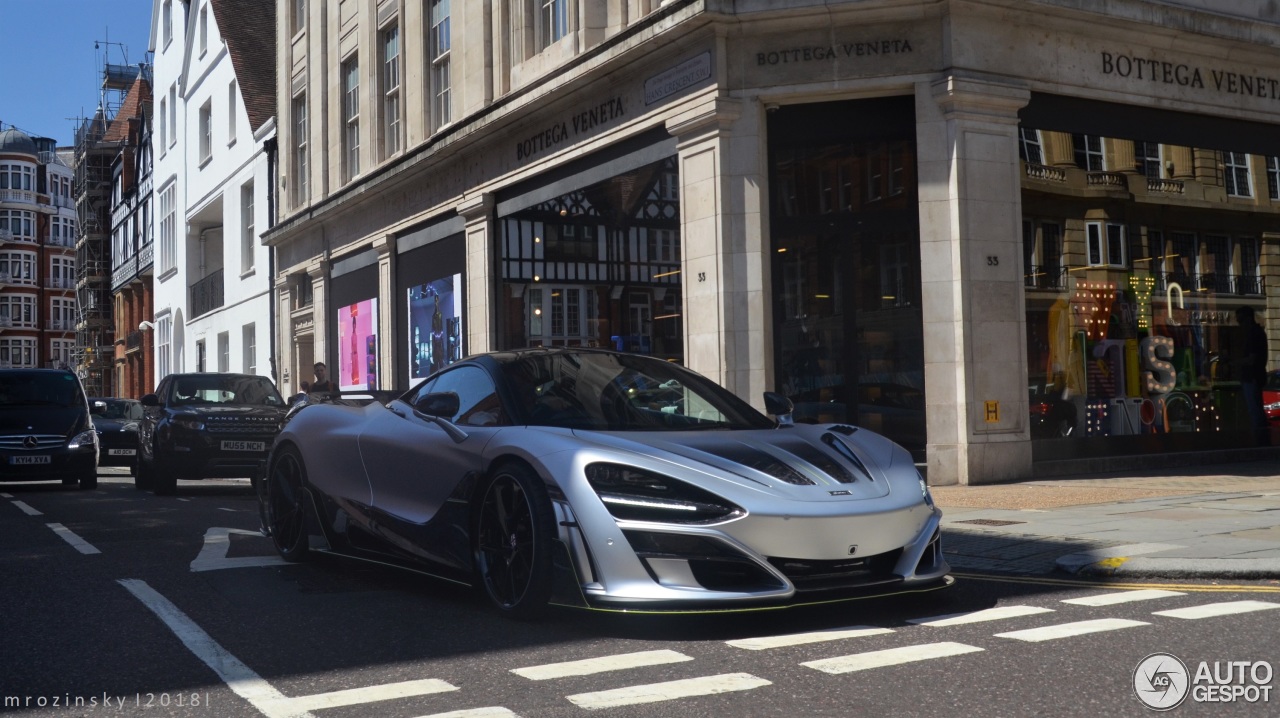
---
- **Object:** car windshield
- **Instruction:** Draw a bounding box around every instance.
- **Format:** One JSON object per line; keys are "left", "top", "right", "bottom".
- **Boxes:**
{"left": 499, "top": 351, "right": 774, "bottom": 431}
{"left": 169, "top": 375, "right": 285, "bottom": 407}
{"left": 0, "top": 371, "right": 84, "bottom": 408}
{"left": 95, "top": 399, "right": 144, "bottom": 420}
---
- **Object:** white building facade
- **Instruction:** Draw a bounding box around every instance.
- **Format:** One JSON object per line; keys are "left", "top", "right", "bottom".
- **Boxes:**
{"left": 148, "top": 0, "right": 276, "bottom": 385}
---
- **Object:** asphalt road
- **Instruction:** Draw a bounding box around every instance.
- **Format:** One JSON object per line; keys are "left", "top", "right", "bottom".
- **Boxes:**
{"left": 2, "top": 469, "right": 1278, "bottom": 718}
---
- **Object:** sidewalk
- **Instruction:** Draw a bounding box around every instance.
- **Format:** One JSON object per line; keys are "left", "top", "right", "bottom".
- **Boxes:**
{"left": 932, "top": 461, "right": 1280, "bottom": 580}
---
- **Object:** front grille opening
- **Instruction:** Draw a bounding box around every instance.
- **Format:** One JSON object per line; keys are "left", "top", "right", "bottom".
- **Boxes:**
{"left": 917, "top": 529, "right": 943, "bottom": 573}
{"left": 622, "top": 530, "right": 785, "bottom": 592}
{"left": 767, "top": 549, "right": 902, "bottom": 592}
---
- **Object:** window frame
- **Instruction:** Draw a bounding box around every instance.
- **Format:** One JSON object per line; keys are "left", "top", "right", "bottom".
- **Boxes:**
{"left": 1085, "top": 221, "right": 1128, "bottom": 269}
{"left": 341, "top": 57, "right": 361, "bottom": 182}
{"left": 198, "top": 100, "right": 213, "bottom": 165}
{"left": 1224, "top": 151, "right": 1252, "bottom": 197}
{"left": 240, "top": 181, "right": 255, "bottom": 274}
{"left": 380, "top": 23, "right": 401, "bottom": 159}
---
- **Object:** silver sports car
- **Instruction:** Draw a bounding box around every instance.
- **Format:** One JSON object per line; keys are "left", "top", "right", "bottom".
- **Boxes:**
{"left": 259, "top": 348, "right": 949, "bottom": 617}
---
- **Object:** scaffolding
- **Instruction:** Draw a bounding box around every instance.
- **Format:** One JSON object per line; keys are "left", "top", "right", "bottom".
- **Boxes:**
{"left": 71, "top": 74, "right": 131, "bottom": 397}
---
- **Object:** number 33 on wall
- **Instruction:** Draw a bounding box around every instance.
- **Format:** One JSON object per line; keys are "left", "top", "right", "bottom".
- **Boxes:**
{"left": 986, "top": 256, "right": 999, "bottom": 266}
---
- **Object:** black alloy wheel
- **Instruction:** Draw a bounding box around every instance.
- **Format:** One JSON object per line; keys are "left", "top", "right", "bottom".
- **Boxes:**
{"left": 151, "top": 454, "right": 177, "bottom": 496}
{"left": 265, "top": 446, "right": 310, "bottom": 562}
{"left": 473, "top": 463, "right": 555, "bottom": 619}
{"left": 78, "top": 466, "right": 98, "bottom": 490}
{"left": 134, "top": 453, "right": 154, "bottom": 490}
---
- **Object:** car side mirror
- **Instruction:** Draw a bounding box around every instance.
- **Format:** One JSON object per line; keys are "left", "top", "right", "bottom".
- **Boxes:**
{"left": 140, "top": 393, "right": 160, "bottom": 407}
{"left": 413, "top": 391, "right": 460, "bottom": 418}
{"left": 763, "top": 392, "right": 795, "bottom": 427}
{"left": 91, "top": 400, "right": 107, "bottom": 415}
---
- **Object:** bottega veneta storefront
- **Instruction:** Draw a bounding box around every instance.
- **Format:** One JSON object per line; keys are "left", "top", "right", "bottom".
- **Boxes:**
{"left": 266, "top": 1, "right": 1278, "bottom": 485}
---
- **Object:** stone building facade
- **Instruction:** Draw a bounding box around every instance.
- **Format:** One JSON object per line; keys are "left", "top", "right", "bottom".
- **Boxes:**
{"left": 264, "top": 0, "right": 1279, "bottom": 484}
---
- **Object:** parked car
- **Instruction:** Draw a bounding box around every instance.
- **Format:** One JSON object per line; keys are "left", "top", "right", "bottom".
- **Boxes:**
{"left": 0, "top": 368, "right": 97, "bottom": 489}
{"left": 90, "top": 397, "right": 143, "bottom": 473}
{"left": 137, "top": 373, "right": 288, "bottom": 495}
{"left": 259, "top": 348, "right": 949, "bottom": 618}
{"left": 1264, "top": 370, "right": 1280, "bottom": 427}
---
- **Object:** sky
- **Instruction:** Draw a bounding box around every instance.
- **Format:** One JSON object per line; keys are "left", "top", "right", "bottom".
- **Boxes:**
{"left": 0, "top": 0, "right": 155, "bottom": 147}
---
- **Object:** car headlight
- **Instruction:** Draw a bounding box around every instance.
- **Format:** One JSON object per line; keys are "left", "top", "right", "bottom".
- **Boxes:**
{"left": 585, "top": 463, "right": 744, "bottom": 524}
{"left": 173, "top": 416, "right": 205, "bottom": 431}
{"left": 917, "top": 469, "right": 935, "bottom": 509}
{"left": 68, "top": 430, "right": 98, "bottom": 451}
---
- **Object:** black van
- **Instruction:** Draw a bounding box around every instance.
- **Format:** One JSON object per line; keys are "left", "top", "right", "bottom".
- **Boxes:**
{"left": 0, "top": 369, "right": 98, "bottom": 489}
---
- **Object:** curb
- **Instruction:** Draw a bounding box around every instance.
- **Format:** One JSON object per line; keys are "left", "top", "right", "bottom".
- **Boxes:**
{"left": 1058, "top": 556, "right": 1280, "bottom": 580}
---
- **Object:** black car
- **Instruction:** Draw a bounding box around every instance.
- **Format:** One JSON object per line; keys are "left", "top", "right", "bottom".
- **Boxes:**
{"left": 90, "top": 397, "right": 143, "bottom": 472}
{"left": 138, "top": 373, "right": 288, "bottom": 495}
{"left": 0, "top": 369, "right": 97, "bottom": 489}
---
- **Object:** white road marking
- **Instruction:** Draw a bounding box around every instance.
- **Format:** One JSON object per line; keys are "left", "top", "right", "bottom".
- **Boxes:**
{"left": 802, "top": 642, "right": 984, "bottom": 674}
{"left": 726, "top": 626, "right": 894, "bottom": 650}
{"left": 287, "top": 679, "right": 458, "bottom": 712}
{"left": 178, "top": 498, "right": 191, "bottom": 502}
{"left": 1153, "top": 601, "right": 1280, "bottom": 620}
{"left": 46, "top": 523, "right": 101, "bottom": 555}
{"left": 1061, "top": 589, "right": 1186, "bottom": 606}
{"left": 412, "top": 710, "right": 518, "bottom": 718}
{"left": 512, "top": 650, "right": 692, "bottom": 680}
{"left": 218, "top": 507, "right": 237, "bottom": 512}
{"left": 908, "top": 605, "right": 1054, "bottom": 627}
{"left": 189, "top": 527, "right": 288, "bottom": 572}
{"left": 12, "top": 500, "right": 42, "bottom": 516}
{"left": 117, "top": 579, "right": 312, "bottom": 718}
{"left": 994, "top": 618, "right": 1149, "bottom": 642}
{"left": 566, "top": 673, "right": 770, "bottom": 710}
{"left": 1, "top": 492, "right": 13, "bottom": 497}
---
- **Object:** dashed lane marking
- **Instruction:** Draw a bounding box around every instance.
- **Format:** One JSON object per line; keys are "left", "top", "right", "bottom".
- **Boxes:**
{"left": 726, "top": 626, "right": 894, "bottom": 650}
{"left": 46, "top": 523, "right": 101, "bottom": 555}
{"left": 565, "top": 673, "right": 771, "bottom": 710}
{"left": 801, "top": 642, "right": 984, "bottom": 674}
{"left": 286, "top": 679, "right": 458, "bottom": 712}
{"left": 1, "top": 492, "right": 12, "bottom": 498}
{"left": 994, "top": 618, "right": 1149, "bottom": 642}
{"left": 1061, "top": 589, "right": 1186, "bottom": 606}
{"left": 1152, "top": 600, "right": 1280, "bottom": 620}
{"left": 12, "top": 500, "right": 42, "bottom": 516}
{"left": 907, "top": 605, "right": 1054, "bottom": 627}
{"left": 413, "top": 710, "right": 519, "bottom": 718}
{"left": 512, "top": 650, "right": 693, "bottom": 680}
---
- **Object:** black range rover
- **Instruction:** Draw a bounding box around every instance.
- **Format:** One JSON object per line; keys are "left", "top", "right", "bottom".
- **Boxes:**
{"left": 138, "top": 373, "right": 287, "bottom": 495}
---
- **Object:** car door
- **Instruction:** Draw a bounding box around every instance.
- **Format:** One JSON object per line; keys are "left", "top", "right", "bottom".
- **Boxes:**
{"left": 362, "top": 365, "right": 507, "bottom": 531}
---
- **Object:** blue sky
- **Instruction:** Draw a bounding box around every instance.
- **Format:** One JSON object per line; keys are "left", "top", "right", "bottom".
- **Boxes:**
{"left": 0, "top": 1, "right": 155, "bottom": 147}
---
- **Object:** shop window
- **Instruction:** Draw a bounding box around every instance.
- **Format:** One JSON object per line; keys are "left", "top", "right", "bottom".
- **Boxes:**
{"left": 500, "top": 157, "right": 681, "bottom": 360}
{"left": 1072, "top": 135, "right": 1105, "bottom": 171}
{"left": 1223, "top": 151, "right": 1252, "bottom": 197}
{"left": 1018, "top": 128, "right": 1043, "bottom": 165}
{"left": 1085, "top": 221, "right": 1126, "bottom": 268}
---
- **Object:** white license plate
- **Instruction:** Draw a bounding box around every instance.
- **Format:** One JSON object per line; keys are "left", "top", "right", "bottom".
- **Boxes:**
{"left": 11, "top": 455, "right": 51, "bottom": 465}
{"left": 108, "top": 448, "right": 137, "bottom": 456}
{"left": 221, "top": 440, "right": 265, "bottom": 452}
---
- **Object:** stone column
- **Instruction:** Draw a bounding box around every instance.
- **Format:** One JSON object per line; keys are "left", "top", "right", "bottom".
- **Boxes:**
{"left": 458, "top": 193, "right": 494, "bottom": 355}
{"left": 1167, "top": 146, "right": 1195, "bottom": 180}
{"left": 276, "top": 274, "right": 294, "bottom": 394}
{"left": 665, "top": 94, "right": 768, "bottom": 402}
{"left": 918, "top": 76, "right": 1032, "bottom": 486}
{"left": 307, "top": 256, "right": 329, "bottom": 368}
{"left": 373, "top": 234, "right": 396, "bottom": 390}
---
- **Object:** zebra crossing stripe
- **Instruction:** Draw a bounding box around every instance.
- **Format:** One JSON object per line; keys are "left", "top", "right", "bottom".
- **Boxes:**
{"left": 512, "top": 650, "right": 693, "bottom": 680}
{"left": 1061, "top": 589, "right": 1186, "bottom": 606}
{"left": 1153, "top": 600, "right": 1280, "bottom": 620}
{"left": 907, "top": 605, "right": 1054, "bottom": 627}
{"left": 565, "top": 673, "right": 770, "bottom": 710}
{"left": 412, "top": 710, "right": 518, "bottom": 718}
{"left": 994, "top": 618, "right": 1148, "bottom": 642}
{"left": 802, "top": 642, "right": 984, "bottom": 674}
{"left": 726, "top": 626, "right": 894, "bottom": 650}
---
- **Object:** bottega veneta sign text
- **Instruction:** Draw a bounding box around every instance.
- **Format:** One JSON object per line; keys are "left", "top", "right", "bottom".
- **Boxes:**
{"left": 1101, "top": 51, "right": 1280, "bottom": 101}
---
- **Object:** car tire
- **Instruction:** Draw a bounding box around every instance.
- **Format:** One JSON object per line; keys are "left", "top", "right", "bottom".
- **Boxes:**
{"left": 151, "top": 455, "right": 178, "bottom": 496}
{"left": 472, "top": 462, "right": 556, "bottom": 619}
{"left": 78, "top": 468, "right": 98, "bottom": 490}
{"left": 264, "top": 445, "right": 310, "bottom": 562}
{"left": 134, "top": 456, "right": 154, "bottom": 490}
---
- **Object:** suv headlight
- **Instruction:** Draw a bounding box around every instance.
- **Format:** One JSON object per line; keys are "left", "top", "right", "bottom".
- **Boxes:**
{"left": 173, "top": 416, "right": 205, "bottom": 431}
{"left": 918, "top": 469, "right": 935, "bottom": 509}
{"left": 68, "top": 430, "right": 98, "bottom": 451}
{"left": 585, "top": 463, "right": 744, "bottom": 524}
